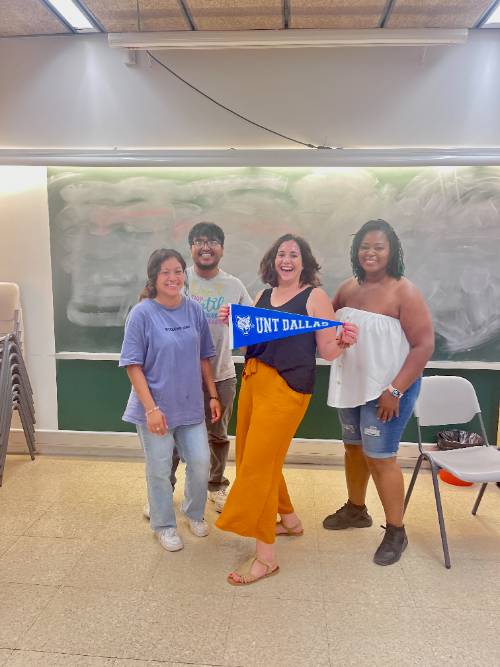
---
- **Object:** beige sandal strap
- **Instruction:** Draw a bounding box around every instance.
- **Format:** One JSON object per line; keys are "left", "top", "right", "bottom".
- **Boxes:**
{"left": 234, "top": 556, "right": 257, "bottom": 578}
{"left": 254, "top": 556, "right": 276, "bottom": 572}
{"left": 234, "top": 556, "right": 277, "bottom": 583}
{"left": 242, "top": 564, "right": 276, "bottom": 583}
{"left": 276, "top": 520, "right": 303, "bottom": 535}
{"left": 228, "top": 555, "right": 280, "bottom": 586}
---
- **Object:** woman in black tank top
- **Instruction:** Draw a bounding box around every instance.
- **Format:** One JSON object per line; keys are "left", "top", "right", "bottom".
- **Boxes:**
{"left": 246, "top": 286, "right": 317, "bottom": 394}
{"left": 216, "top": 234, "right": 358, "bottom": 586}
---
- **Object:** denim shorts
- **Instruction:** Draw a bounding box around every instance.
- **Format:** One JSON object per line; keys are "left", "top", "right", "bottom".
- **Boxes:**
{"left": 337, "top": 378, "right": 421, "bottom": 459}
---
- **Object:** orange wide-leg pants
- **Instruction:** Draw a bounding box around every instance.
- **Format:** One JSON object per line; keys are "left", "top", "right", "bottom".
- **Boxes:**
{"left": 216, "top": 358, "right": 311, "bottom": 544}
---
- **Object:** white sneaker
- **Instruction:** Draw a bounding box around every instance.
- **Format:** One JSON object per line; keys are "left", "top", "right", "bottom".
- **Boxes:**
{"left": 187, "top": 517, "right": 209, "bottom": 537}
{"left": 143, "top": 502, "right": 150, "bottom": 519}
{"left": 156, "top": 527, "right": 183, "bottom": 552}
{"left": 208, "top": 488, "right": 228, "bottom": 513}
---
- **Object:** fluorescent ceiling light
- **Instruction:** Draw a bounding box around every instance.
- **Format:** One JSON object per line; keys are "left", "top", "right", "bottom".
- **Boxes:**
{"left": 108, "top": 28, "right": 468, "bottom": 51}
{"left": 483, "top": 4, "right": 500, "bottom": 26}
{"left": 45, "top": 0, "right": 98, "bottom": 32}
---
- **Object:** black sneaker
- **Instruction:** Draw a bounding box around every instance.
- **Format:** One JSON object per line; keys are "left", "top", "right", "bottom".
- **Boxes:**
{"left": 322, "top": 501, "right": 373, "bottom": 530}
{"left": 373, "top": 524, "right": 408, "bottom": 566}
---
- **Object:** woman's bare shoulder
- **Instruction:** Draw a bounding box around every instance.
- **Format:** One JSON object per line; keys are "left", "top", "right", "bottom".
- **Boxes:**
{"left": 396, "top": 277, "right": 423, "bottom": 299}
{"left": 307, "top": 286, "right": 334, "bottom": 317}
{"left": 337, "top": 277, "right": 357, "bottom": 291}
{"left": 309, "top": 285, "right": 329, "bottom": 299}
{"left": 333, "top": 277, "right": 358, "bottom": 304}
{"left": 253, "top": 288, "right": 265, "bottom": 305}
{"left": 394, "top": 278, "right": 429, "bottom": 315}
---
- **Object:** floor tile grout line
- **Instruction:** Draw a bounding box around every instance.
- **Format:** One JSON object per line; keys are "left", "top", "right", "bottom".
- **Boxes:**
{"left": 220, "top": 585, "right": 237, "bottom": 667}
{"left": 1, "top": 533, "right": 93, "bottom": 545}
{"left": 0, "top": 536, "right": 94, "bottom": 589}
{"left": 12, "top": 582, "right": 64, "bottom": 649}
{"left": 317, "top": 531, "right": 335, "bottom": 667}
{"left": 18, "top": 503, "right": 58, "bottom": 538}
{"left": 397, "top": 558, "right": 420, "bottom": 609}
{"left": 0, "top": 535, "right": 22, "bottom": 560}
{"left": 413, "top": 602, "right": 500, "bottom": 612}
{"left": 5, "top": 647, "right": 134, "bottom": 662}
{"left": 320, "top": 556, "right": 333, "bottom": 667}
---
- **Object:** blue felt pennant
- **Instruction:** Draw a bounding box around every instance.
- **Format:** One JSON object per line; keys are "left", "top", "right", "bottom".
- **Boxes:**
{"left": 229, "top": 303, "right": 343, "bottom": 349}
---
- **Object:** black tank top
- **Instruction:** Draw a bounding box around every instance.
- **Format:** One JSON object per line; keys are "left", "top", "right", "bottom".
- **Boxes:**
{"left": 245, "top": 286, "right": 317, "bottom": 394}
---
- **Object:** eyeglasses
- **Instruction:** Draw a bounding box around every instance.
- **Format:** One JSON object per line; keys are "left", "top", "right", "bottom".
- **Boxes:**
{"left": 192, "top": 238, "right": 221, "bottom": 248}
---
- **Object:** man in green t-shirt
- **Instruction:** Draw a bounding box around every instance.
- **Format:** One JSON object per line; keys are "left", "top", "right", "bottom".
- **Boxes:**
{"left": 173, "top": 222, "right": 252, "bottom": 512}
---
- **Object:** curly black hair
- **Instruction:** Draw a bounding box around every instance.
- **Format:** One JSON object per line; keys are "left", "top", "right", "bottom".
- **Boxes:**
{"left": 351, "top": 219, "right": 404, "bottom": 282}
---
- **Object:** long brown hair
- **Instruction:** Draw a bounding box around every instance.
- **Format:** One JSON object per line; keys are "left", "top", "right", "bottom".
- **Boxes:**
{"left": 139, "top": 248, "right": 186, "bottom": 300}
{"left": 259, "top": 234, "right": 321, "bottom": 288}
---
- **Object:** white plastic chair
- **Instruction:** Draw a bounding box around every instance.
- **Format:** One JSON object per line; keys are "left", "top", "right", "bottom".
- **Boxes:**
{"left": 403, "top": 375, "right": 500, "bottom": 569}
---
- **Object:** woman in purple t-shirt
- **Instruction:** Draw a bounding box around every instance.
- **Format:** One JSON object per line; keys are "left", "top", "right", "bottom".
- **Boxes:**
{"left": 120, "top": 248, "right": 221, "bottom": 553}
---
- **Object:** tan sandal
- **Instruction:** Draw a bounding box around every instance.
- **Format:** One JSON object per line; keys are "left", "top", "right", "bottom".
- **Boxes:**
{"left": 275, "top": 520, "right": 304, "bottom": 537}
{"left": 227, "top": 555, "right": 280, "bottom": 586}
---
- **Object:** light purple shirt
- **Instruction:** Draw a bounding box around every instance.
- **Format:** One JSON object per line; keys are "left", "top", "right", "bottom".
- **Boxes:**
{"left": 119, "top": 297, "right": 215, "bottom": 428}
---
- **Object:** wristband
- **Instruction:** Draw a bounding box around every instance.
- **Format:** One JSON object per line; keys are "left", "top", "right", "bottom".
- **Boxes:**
{"left": 146, "top": 405, "right": 160, "bottom": 416}
{"left": 209, "top": 396, "right": 220, "bottom": 401}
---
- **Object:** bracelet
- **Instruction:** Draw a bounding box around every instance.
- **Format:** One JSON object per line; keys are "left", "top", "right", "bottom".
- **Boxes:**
{"left": 209, "top": 396, "right": 220, "bottom": 401}
{"left": 145, "top": 405, "right": 160, "bottom": 416}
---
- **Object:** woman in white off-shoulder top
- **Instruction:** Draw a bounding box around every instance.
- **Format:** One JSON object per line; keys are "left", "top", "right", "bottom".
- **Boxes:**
{"left": 324, "top": 219, "right": 435, "bottom": 566}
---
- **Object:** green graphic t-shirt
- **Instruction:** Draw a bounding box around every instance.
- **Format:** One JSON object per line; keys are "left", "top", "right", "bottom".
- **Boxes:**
{"left": 187, "top": 266, "right": 252, "bottom": 382}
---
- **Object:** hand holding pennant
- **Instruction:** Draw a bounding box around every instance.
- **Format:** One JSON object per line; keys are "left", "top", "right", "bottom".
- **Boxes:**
{"left": 228, "top": 303, "right": 344, "bottom": 349}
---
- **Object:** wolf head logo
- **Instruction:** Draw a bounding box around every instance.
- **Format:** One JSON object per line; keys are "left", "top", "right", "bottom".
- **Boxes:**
{"left": 236, "top": 315, "right": 253, "bottom": 335}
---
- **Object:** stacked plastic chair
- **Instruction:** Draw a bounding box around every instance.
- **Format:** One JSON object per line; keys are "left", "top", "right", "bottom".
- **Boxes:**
{"left": 0, "top": 283, "right": 36, "bottom": 486}
{"left": 0, "top": 283, "right": 24, "bottom": 350}
{"left": 0, "top": 333, "right": 36, "bottom": 485}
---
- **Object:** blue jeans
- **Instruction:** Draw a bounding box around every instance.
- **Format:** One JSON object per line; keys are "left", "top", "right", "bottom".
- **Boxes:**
{"left": 337, "top": 378, "right": 421, "bottom": 459}
{"left": 137, "top": 421, "right": 210, "bottom": 532}
{"left": 171, "top": 377, "right": 237, "bottom": 491}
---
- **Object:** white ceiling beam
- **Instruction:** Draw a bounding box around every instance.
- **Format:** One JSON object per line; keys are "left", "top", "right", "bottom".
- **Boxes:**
{"left": 2, "top": 148, "right": 500, "bottom": 167}
{"left": 108, "top": 28, "right": 468, "bottom": 51}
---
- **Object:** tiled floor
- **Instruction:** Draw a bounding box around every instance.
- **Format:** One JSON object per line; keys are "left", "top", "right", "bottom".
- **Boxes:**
{"left": 1, "top": 455, "right": 500, "bottom": 666}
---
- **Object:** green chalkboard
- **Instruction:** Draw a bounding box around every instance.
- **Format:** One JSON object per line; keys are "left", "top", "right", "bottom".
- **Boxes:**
{"left": 48, "top": 165, "right": 500, "bottom": 362}
{"left": 57, "top": 361, "right": 499, "bottom": 446}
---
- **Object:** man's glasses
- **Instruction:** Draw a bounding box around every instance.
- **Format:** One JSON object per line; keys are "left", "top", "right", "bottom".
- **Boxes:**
{"left": 192, "top": 239, "right": 221, "bottom": 248}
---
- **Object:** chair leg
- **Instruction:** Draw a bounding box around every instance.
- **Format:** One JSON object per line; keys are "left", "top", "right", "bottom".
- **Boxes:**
{"left": 472, "top": 483, "right": 487, "bottom": 516}
{"left": 15, "top": 403, "right": 36, "bottom": 459}
{"left": 0, "top": 408, "right": 13, "bottom": 488}
{"left": 404, "top": 453, "right": 424, "bottom": 514}
{"left": 430, "top": 463, "right": 451, "bottom": 569}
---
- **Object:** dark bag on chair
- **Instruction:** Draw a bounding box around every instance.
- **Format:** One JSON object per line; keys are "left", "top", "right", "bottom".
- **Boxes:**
{"left": 436, "top": 429, "right": 485, "bottom": 451}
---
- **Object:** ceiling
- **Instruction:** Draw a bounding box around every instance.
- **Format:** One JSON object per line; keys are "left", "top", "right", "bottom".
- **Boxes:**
{"left": 0, "top": 0, "right": 498, "bottom": 37}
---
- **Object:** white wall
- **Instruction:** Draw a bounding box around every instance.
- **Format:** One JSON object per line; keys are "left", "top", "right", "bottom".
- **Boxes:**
{"left": 0, "top": 167, "right": 58, "bottom": 429}
{"left": 1, "top": 31, "right": 500, "bottom": 150}
{"left": 1, "top": 30, "right": 499, "bottom": 432}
